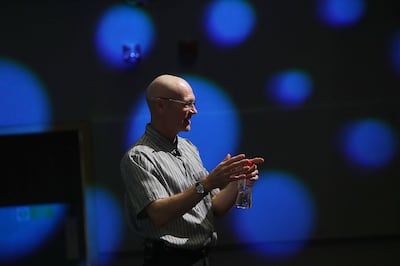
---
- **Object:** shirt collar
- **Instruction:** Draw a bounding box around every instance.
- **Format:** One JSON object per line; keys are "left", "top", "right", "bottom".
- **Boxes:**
{"left": 145, "top": 124, "right": 181, "bottom": 156}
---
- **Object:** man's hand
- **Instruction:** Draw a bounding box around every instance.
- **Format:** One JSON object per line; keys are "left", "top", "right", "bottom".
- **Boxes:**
{"left": 201, "top": 154, "right": 265, "bottom": 191}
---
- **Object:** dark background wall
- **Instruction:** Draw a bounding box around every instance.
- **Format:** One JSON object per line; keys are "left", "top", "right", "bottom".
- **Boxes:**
{"left": 1, "top": 0, "right": 399, "bottom": 265}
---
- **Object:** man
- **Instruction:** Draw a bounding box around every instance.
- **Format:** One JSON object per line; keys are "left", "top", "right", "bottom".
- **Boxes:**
{"left": 120, "top": 74, "right": 264, "bottom": 266}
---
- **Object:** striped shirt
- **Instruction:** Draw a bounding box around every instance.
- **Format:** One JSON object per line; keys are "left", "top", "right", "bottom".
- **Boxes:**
{"left": 120, "top": 124, "right": 219, "bottom": 249}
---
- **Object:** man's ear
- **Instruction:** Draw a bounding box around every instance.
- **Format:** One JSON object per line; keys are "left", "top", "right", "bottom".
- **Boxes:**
{"left": 155, "top": 99, "right": 166, "bottom": 113}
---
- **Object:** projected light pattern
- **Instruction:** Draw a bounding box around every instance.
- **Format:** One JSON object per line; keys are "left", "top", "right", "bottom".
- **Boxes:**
{"left": 125, "top": 91, "right": 149, "bottom": 147}
{"left": 0, "top": 58, "right": 51, "bottom": 135}
{"left": 389, "top": 31, "right": 400, "bottom": 74}
{"left": 316, "top": 0, "right": 366, "bottom": 27}
{"left": 125, "top": 75, "right": 241, "bottom": 171}
{"left": 231, "top": 171, "right": 316, "bottom": 259}
{"left": 202, "top": 0, "right": 256, "bottom": 47}
{"left": 95, "top": 4, "right": 155, "bottom": 69}
{"left": 85, "top": 186, "right": 124, "bottom": 265}
{"left": 338, "top": 119, "right": 398, "bottom": 170}
{"left": 0, "top": 203, "right": 68, "bottom": 264}
{"left": 266, "top": 69, "right": 313, "bottom": 109}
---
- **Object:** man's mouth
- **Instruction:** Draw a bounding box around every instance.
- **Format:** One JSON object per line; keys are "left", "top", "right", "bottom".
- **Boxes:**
{"left": 184, "top": 117, "right": 191, "bottom": 125}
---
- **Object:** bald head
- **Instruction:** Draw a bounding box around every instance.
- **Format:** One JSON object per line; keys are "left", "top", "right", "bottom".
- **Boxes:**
{"left": 146, "top": 74, "right": 192, "bottom": 101}
{"left": 145, "top": 74, "right": 197, "bottom": 140}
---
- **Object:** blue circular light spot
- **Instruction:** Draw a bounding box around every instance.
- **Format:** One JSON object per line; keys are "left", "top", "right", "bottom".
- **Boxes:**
{"left": 338, "top": 119, "right": 398, "bottom": 169}
{"left": 389, "top": 31, "right": 400, "bottom": 74}
{"left": 125, "top": 75, "right": 241, "bottom": 171}
{"left": 124, "top": 93, "right": 150, "bottom": 147}
{"left": 0, "top": 204, "right": 68, "bottom": 264}
{"left": 202, "top": 0, "right": 256, "bottom": 47}
{"left": 231, "top": 171, "right": 316, "bottom": 258}
{"left": 95, "top": 4, "right": 155, "bottom": 69}
{"left": 317, "top": 0, "right": 366, "bottom": 27}
{"left": 266, "top": 69, "right": 313, "bottom": 109}
{"left": 85, "top": 186, "right": 124, "bottom": 265}
{"left": 0, "top": 58, "right": 51, "bottom": 135}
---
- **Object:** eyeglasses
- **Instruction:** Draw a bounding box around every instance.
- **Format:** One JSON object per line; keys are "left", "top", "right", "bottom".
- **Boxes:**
{"left": 156, "top": 97, "right": 196, "bottom": 109}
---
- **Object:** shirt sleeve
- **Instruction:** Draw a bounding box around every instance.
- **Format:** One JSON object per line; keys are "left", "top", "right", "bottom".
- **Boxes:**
{"left": 120, "top": 149, "right": 169, "bottom": 218}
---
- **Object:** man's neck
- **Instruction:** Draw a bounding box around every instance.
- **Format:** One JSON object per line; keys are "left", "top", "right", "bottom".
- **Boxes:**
{"left": 149, "top": 123, "right": 177, "bottom": 143}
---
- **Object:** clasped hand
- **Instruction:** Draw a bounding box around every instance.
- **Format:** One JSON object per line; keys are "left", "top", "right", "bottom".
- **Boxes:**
{"left": 205, "top": 153, "right": 265, "bottom": 190}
